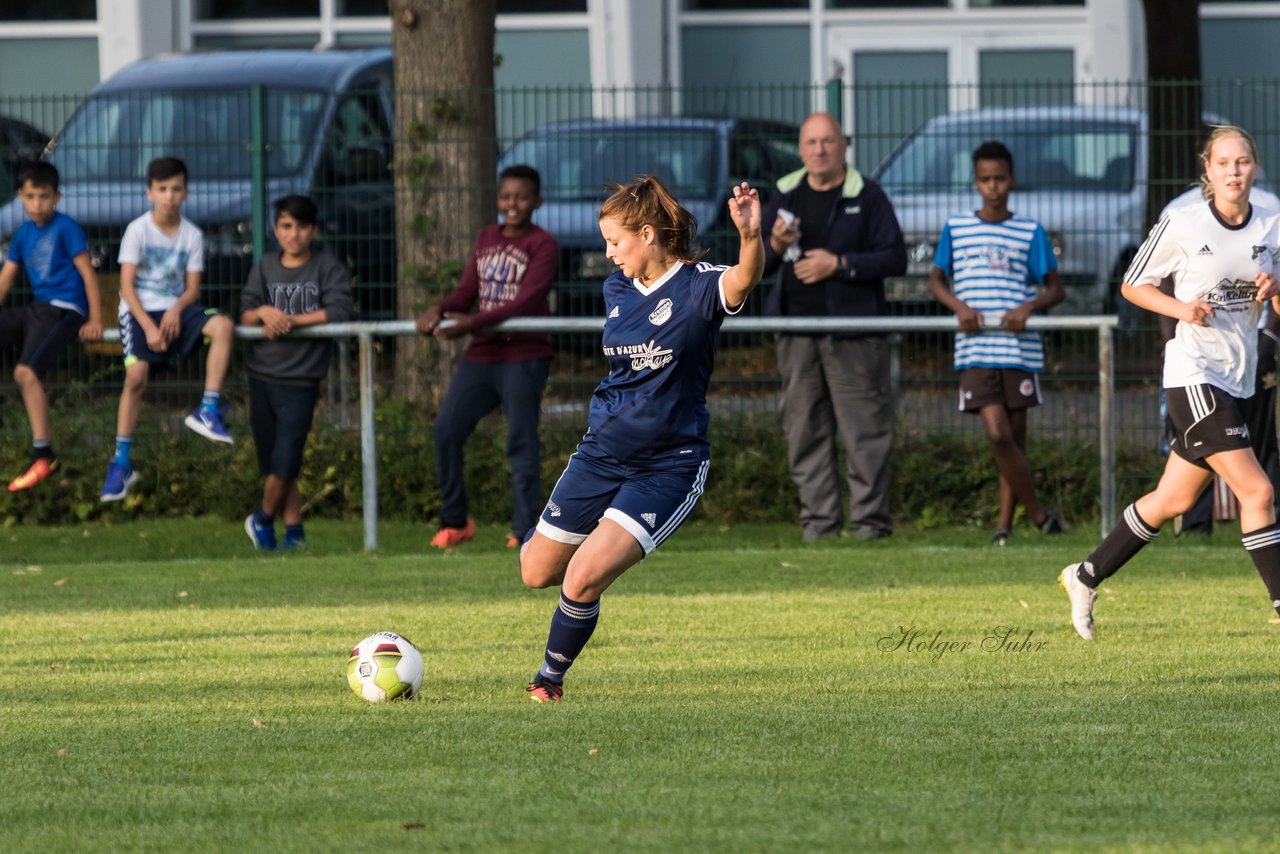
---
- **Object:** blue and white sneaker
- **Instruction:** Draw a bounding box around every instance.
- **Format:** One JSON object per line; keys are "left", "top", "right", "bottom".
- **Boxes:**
{"left": 245, "top": 513, "right": 277, "bottom": 551}
{"left": 100, "top": 462, "right": 139, "bottom": 502}
{"left": 184, "top": 408, "right": 233, "bottom": 445}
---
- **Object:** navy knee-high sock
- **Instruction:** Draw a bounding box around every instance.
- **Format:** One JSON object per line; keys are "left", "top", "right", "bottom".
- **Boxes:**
{"left": 1242, "top": 522, "right": 1280, "bottom": 616}
{"left": 1077, "top": 503, "right": 1160, "bottom": 589}
{"left": 538, "top": 592, "right": 600, "bottom": 684}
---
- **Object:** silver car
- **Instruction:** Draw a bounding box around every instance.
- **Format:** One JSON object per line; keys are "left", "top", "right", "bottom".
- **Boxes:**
{"left": 873, "top": 105, "right": 1229, "bottom": 316}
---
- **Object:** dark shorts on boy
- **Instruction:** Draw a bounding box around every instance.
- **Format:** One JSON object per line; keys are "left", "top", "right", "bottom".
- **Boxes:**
{"left": 1165, "top": 383, "right": 1251, "bottom": 470}
{"left": 536, "top": 448, "right": 709, "bottom": 556}
{"left": 0, "top": 303, "right": 85, "bottom": 379}
{"left": 120, "top": 305, "right": 218, "bottom": 368}
{"left": 249, "top": 377, "right": 319, "bottom": 480}
{"left": 958, "top": 367, "right": 1042, "bottom": 413}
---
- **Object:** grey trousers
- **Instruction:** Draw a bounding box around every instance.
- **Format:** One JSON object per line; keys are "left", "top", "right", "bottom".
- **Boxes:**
{"left": 776, "top": 334, "right": 894, "bottom": 540}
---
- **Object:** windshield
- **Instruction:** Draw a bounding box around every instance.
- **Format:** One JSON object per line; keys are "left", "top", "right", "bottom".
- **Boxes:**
{"left": 877, "top": 119, "right": 1136, "bottom": 194}
{"left": 49, "top": 88, "right": 327, "bottom": 181}
{"left": 504, "top": 128, "right": 719, "bottom": 202}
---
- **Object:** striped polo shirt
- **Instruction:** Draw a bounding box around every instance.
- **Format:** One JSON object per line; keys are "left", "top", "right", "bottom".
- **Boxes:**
{"left": 933, "top": 213, "right": 1057, "bottom": 371}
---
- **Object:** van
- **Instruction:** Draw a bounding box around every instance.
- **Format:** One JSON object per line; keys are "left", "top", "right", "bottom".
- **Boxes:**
{"left": 0, "top": 49, "right": 395, "bottom": 317}
{"left": 498, "top": 116, "right": 801, "bottom": 317}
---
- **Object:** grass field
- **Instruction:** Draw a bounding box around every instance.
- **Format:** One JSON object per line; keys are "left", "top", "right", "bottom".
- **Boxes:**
{"left": 3, "top": 518, "right": 1278, "bottom": 852}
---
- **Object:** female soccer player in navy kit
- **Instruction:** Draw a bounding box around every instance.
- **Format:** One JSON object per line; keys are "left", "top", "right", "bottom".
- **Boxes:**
{"left": 1060, "top": 126, "right": 1280, "bottom": 640}
{"left": 519, "top": 176, "right": 763, "bottom": 702}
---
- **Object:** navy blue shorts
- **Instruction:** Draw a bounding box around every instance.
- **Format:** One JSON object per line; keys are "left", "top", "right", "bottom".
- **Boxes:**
{"left": 0, "top": 303, "right": 84, "bottom": 379}
{"left": 120, "top": 305, "right": 219, "bottom": 369}
{"left": 249, "top": 377, "right": 319, "bottom": 480}
{"left": 536, "top": 449, "right": 709, "bottom": 555}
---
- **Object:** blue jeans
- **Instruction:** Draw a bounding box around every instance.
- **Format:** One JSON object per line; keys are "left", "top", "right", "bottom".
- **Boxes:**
{"left": 434, "top": 357, "right": 550, "bottom": 533}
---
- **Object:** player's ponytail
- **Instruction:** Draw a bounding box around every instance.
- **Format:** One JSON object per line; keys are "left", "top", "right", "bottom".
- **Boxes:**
{"left": 599, "top": 175, "right": 707, "bottom": 265}
{"left": 1199, "top": 125, "right": 1259, "bottom": 200}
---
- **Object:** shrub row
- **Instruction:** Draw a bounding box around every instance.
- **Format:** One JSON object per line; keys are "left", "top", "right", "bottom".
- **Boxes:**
{"left": 0, "top": 394, "right": 1160, "bottom": 530}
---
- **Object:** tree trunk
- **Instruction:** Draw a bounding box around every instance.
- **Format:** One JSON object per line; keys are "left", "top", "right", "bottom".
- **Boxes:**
{"left": 1143, "top": 0, "right": 1202, "bottom": 226}
{"left": 389, "top": 0, "right": 496, "bottom": 402}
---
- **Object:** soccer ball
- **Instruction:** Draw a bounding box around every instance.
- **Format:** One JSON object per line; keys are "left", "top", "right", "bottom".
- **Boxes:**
{"left": 346, "top": 631, "right": 424, "bottom": 702}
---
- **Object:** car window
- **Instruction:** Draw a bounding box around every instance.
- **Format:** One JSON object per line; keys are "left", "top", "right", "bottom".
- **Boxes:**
{"left": 322, "top": 90, "right": 391, "bottom": 184}
{"left": 49, "top": 89, "right": 327, "bottom": 181}
{"left": 877, "top": 119, "right": 1136, "bottom": 193}
{"left": 504, "top": 128, "right": 719, "bottom": 202}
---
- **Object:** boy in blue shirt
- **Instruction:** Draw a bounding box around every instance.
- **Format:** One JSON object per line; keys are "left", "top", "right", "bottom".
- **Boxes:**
{"left": 0, "top": 161, "right": 103, "bottom": 491}
{"left": 100, "top": 156, "right": 235, "bottom": 502}
{"left": 927, "top": 140, "right": 1066, "bottom": 545}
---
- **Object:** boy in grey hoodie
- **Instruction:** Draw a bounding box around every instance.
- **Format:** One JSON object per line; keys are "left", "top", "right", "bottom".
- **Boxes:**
{"left": 239, "top": 195, "right": 353, "bottom": 550}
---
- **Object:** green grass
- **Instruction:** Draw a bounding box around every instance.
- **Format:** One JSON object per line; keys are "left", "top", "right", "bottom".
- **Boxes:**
{"left": 2, "top": 519, "right": 1277, "bottom": 852}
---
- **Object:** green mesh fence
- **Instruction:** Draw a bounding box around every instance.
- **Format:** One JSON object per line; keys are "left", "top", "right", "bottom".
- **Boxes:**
{"left": 2, "top": 78, "right": 1277, "bottom": 462}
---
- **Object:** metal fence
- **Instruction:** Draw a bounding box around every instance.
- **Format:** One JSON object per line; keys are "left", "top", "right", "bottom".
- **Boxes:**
{"left": 74, "top": 314, "right": 1120, "bottom": 549}
{"left": 4, "top": 78, "right": 1270, "bottom": 465}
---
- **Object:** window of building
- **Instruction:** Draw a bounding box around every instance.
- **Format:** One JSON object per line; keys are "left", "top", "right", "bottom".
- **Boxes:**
{"left": 0, "top": 0, "right": 94, "bottom": 20}
{"left": 684, "top": 0, "right": 808, "bottom": 9}
{"left": 337, "top": 0, "right": 387, "bottom": 14}
{"left": 967, "top": 0, "right": 1084, "bottom": 6}
{"left": 826, "top": 1, "right": 949, "bottom": 8}
{"left": 496, "top": 0, "right": 587, "bottom": 11}
{"left": 195, "top": 0, "right": 319, "bottom": 19}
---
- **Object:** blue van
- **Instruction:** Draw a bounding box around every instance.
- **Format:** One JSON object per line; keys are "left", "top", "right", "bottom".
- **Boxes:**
{"left": 0, "top": 49, "right": 396, "bottom": 317}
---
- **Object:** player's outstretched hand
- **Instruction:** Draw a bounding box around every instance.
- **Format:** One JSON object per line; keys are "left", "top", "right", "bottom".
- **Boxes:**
{"left": 728, "top": 182, "right": 760, "bottom": 235}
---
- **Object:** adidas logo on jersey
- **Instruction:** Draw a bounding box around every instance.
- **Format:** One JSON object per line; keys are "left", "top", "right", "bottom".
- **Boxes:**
{"left": 608, "top": 305, "right": 620, "bottom": 318}
{"left": 641, "top": 513, "right": 657, "bottom": 527}
{"left": 1197, "top": 245, "right": 1213, "bottom": 255}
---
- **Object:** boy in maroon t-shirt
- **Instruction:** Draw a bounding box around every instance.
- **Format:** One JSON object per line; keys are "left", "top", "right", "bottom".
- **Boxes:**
{"left": 416, "top": 164, "right": 558, "bottom": 548}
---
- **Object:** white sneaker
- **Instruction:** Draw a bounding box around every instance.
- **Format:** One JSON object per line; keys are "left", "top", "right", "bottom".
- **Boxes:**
{"left": 1059, "top": 564, "right": 1098, "bottom": 640}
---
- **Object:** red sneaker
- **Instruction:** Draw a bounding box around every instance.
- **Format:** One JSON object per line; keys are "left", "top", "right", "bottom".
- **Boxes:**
{"left": 527, "top": 675, "right": 564, "bottom": 703}
{"left": 8, "top": 457, "right": 57, "bottom": 492}
{"left": 430, "top": 517, "right": 477, "bottom": 549}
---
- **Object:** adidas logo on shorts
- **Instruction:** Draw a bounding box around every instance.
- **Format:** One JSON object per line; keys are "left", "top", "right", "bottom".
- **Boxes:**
{"left": 641, "top": 512, "right": 657, "bottom": 527}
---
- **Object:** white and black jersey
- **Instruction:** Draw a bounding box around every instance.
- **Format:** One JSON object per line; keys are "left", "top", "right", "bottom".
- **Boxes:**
{"left": 1125, "top": 201, "right": 1280, "bottom": 398}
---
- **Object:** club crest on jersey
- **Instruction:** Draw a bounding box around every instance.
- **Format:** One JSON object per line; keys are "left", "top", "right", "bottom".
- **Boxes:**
{"left": 648, "top": 298, "right": 673, "bottom": 326}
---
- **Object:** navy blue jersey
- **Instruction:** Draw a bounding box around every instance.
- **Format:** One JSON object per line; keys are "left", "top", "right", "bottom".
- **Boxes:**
{"left": 582, "top": 260, "right": 740, "bottom": 463}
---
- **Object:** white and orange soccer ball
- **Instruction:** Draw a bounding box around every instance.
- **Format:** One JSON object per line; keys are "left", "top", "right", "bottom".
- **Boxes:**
{"left": 346, "top": 631, "right": 424, "bottom": 702}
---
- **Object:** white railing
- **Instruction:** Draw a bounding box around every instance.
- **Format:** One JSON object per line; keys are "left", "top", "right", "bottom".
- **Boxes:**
{"left": 100, "top": 313, "right": 1120, "bottom": 549}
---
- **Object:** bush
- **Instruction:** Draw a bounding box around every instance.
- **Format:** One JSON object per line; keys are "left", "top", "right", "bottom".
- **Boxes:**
{"left": 0, "top": 393, "right": 1160, "bottom": 529}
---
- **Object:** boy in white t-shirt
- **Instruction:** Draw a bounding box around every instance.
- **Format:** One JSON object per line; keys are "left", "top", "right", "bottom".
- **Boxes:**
{"left": 100, "top": 156, "right": 235, "bottom": 502}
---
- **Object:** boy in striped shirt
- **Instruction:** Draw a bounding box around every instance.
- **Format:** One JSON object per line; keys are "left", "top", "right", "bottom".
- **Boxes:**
{"left": 927, "top": 140, "right": 1067, "bottom": 545}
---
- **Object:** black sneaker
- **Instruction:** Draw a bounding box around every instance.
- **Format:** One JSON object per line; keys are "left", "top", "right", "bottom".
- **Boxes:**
{"left": 992, "top": 530, "right": 1009, "bottom": 547}
{"left": 1039, "top": 511, "right": 1066, "bottom": 535}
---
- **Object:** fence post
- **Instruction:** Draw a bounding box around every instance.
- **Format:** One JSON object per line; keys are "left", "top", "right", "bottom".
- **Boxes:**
{"left": 1098, "top": 322, "right": 1116, "bottom": 538}
{"left": 358, "top": 331, "right": 379, "bottom": 551}
{"left": 825, "top": 76, "right": 843, "bottom": 122}
{"left": 249, "top": 84, "right": 267, "bottom": 262}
